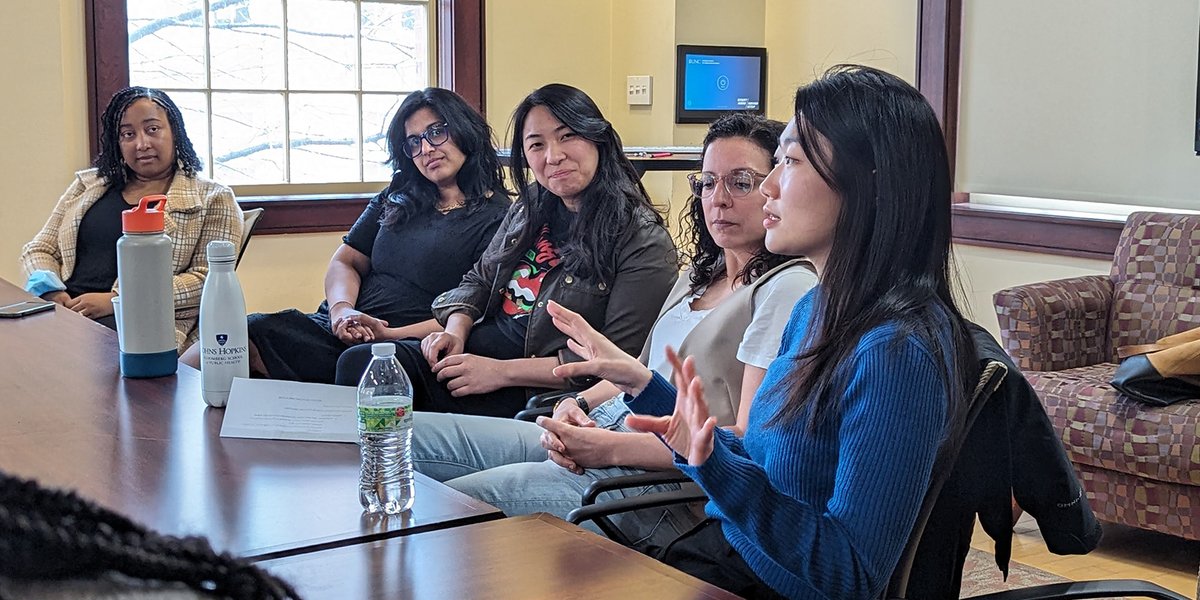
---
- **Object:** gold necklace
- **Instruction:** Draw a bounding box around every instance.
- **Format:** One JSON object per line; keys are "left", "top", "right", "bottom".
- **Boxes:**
{"left": 436, "top": 199, "right": 465, "bottom": 214}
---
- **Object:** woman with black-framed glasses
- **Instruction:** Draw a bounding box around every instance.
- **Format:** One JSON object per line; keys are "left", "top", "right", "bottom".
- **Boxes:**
{"left": 182, "top": 87, "right": 511, "bottom": 383}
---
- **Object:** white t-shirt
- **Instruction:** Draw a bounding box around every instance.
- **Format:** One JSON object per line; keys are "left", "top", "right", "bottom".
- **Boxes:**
{"left": 736, "top": 265, "right": 819, "bottom": 368}
{"left": 645, "top": 290, "right": 711, "bottom": 375}
{"left": 644, "top": 263, "right": 818, "bottom": 377}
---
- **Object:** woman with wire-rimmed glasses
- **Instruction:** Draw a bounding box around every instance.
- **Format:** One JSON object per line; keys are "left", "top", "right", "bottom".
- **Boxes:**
{"left": 182, "top": 87, "right": 511, "bottom": 384}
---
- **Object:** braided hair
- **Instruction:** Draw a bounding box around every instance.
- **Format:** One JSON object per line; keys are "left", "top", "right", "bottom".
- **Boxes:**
{"left": 95, "top": 86, "right": 204, "bottom": 189}
{"left": 0, "top": 472, "right": 300, "bottom": 599}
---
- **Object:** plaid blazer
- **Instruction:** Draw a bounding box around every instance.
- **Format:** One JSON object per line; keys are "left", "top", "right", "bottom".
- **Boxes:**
{"left": 20, "top": 168, "right": 243, "bottom": 350}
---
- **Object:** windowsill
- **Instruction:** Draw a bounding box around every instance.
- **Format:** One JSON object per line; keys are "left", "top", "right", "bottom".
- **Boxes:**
{"left": 951, "top": 202, "right": 1122, "bottom": 260}
{"left": 239, "top": 193, "right": 375, "bottom": 235}
{"left": 952, "top": 193, "right": 1200, "bottom": 259}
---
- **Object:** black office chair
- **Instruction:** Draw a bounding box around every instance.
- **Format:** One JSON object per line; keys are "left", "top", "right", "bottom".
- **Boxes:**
{"left": 565, "top": 357, "right": 1189, "bottom": 600}
{"left": 512, "top": 374, "right": 600, "bottom": 422}
{"left": 235, "top": 207, "right": 265, "bottom": 268}
{"left": 513, "top": 389, "right": 575, "bottom": 422}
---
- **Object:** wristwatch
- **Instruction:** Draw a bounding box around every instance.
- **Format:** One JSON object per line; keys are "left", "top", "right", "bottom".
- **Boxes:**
{"left": 554, "top": 395, "right": 590, "bottom": 414}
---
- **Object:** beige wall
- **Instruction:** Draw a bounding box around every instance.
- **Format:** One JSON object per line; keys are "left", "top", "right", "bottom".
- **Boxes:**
{"left": 958, "top": 0, "right": 1200, "bottom": 208}
{"left": 1, "top": 1, "right": 89, "bottom": 288}
{"left": 765, "top": 0, "right": 918, "bottom": 122}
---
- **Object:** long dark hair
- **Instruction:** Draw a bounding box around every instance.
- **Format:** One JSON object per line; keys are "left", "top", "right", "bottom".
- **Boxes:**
{"left": 773, "top": 65, "right": 976, "bottom": 431}
{"left": 0, "top": 472, "right": 298, "bottom": 599}
{"left": 681, "top": 112, "right": 789, "bottom": 295}
{"left": 503, "top": 83, "right": 663, "bottom": 283}
{"left": 95, "top": 87, "right": 202, "bottom": 188}
{"left": 380, "top": 87, "right": 510, "bottom": 228}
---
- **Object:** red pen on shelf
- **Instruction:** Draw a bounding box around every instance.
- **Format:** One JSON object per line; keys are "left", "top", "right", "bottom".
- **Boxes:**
{"left": 648, "top": 152, "right": 673, "bottom": 158}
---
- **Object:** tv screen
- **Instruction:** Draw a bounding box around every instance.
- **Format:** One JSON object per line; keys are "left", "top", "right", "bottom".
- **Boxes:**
{"left": 676, "top": 45, "right": 767, "bottom": 124}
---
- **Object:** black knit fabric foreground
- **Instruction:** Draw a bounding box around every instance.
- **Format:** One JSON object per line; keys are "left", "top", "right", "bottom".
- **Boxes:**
{"left": 0, "top": 472, "right": 300, "bottom": 599}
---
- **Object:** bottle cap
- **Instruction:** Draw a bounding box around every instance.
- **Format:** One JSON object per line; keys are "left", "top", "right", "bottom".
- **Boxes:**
{"left": 122, "top": 195, "right": 167, "bottom": 233}
{"left": 371, "top": 343, "right": 395, "bottom": 358}
{"left": 206, "top": 239, "right": 237, "bottom": 262}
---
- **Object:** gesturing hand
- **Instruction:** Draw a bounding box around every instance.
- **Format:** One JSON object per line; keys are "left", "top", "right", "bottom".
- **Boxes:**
{"left": 421, "top": 331, "right": 465, "bottom": 368}
{"left": 624, "top": 347, "right": 717, "bottom": 466}
{"left": 432, "top": 353, "right": 507, "bottom": 397}
{"left": 546, "top": 301, "right": 652, "bottom": 395}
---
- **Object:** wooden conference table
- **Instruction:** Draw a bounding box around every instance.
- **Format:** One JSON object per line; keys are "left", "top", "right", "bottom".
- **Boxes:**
{"left": 0, "top": 278, "right": 740, "bottom": 598}
{"left": 0, "top": 278, "right": 500, "bottom": 560}
{"left": 260, "top": 513, "right": 740, "bottom": 600}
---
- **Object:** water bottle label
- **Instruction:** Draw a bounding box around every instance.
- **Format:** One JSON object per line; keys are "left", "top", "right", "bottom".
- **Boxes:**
{"left": 202, "top": 333, "right": 248, "bottom": 366}
{"left": 358, "top": 403, "right": 413, "bottom": 433}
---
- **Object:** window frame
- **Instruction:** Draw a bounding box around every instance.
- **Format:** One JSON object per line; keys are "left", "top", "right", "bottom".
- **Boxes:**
{"left": 918, "top": 0, "right": 1121, "bottom": 260}
{"left": 84, "top": 0, "right": 484, "bottom": 235}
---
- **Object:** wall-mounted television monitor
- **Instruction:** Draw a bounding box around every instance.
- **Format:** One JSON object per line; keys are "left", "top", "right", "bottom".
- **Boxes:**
{"left": 675, "top": 45, "right": 767, "bottom": 124}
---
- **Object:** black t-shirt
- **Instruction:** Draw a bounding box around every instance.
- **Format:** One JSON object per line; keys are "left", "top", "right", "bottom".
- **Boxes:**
{"left": 493, "top": 201, "right": 576, "bottom": 347}
{"left": 317, "top": 192, "right": 508, "bottom": 330}
{"left": 65, "top": 185, "right": 128, "bottom": 296}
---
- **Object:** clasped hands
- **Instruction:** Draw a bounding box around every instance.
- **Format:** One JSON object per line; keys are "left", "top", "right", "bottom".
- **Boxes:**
{"left": 329, "top": 303, "right": 389, "bottom": 345}
{"left": 538, "top": 301, "right": 716, "bottom": 470}
{"left": 46, "top": 291, "right": 116, "bottom": 320}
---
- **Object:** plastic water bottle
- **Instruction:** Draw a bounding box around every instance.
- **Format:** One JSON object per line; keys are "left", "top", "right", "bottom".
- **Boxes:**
{"left": 357, "top": 343, "right": 415, "bottom": 514}
{"left": 115, "top": 195, "right": 177, "bottom": 378}
{"left": 198, "top": 240, "right": 249, "bottom": 408}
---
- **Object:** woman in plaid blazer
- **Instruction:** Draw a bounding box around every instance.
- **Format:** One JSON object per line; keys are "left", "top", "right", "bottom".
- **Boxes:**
{"left": 20, "top": 87, "right": 242, "bottom": 351}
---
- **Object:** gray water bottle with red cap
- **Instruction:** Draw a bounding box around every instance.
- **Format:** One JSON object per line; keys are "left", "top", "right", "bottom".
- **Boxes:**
{"left": 115, "top": 195, "right": 177, "bottom": 378}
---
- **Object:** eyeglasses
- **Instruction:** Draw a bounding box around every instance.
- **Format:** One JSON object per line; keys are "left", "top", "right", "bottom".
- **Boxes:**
{"left": 686, "top": 169, "right": 767, "bottom": 199}
{"left": 404, "top": 122, "right": 450, "bottom": 158}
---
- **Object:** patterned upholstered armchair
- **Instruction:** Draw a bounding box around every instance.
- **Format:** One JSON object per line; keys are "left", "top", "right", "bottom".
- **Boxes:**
{"left": 994, "top": 211, "right": 1200, "bottom": 540}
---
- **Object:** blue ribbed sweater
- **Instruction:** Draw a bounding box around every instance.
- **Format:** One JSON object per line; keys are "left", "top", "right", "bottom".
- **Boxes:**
{"left": 630, "top": 290, "right": 950, "bottom": 599}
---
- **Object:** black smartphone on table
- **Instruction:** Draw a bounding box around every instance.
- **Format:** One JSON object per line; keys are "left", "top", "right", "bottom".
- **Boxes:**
{"left": 0, "top": 300, "right": 56, "bottom": 318}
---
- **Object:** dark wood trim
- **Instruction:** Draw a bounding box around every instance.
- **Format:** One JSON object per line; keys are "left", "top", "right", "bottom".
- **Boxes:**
{"left": 87, "top": 1, "right": 482, "bottom": 234}
{"left": 438, "top": 0, "right": 485, "bottom": 115}
{"left": 84, "top": 0, "right": 128, "bottom": 161}
{"left": 238, "top": 195, "right": 372, "bottom": 235}
{"left": 916, "top": 0, "right": 962, "bottom": 183}
{"left": 921, "top": 1, "right": 1122, "bottom": 258}
{"left": 951, "top": 202, "right": 1123, "bottom": 260}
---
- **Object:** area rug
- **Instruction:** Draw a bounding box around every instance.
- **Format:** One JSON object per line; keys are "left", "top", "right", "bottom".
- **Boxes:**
{"left": 959, "top": 547, "right": 1069, "bottom": 597}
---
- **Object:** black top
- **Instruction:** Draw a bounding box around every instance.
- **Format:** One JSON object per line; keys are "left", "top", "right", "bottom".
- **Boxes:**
{"left": 316, "top": 192, "right": 509, "bottom": 330}
{"left": 65, "top": 185, "right": 127, "bottom": 296}
{"left": 493, "top": 201, "right": 576, "bottom": 347}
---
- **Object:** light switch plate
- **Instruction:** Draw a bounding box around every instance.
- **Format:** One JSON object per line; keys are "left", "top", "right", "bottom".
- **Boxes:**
{"left": 627, "top": 75, "right": 652, "bottom": 105}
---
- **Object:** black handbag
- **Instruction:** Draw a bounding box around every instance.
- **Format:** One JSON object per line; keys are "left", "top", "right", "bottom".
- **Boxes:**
{"left": 1111, "top": 327, "right": 1200, "bottom": 407}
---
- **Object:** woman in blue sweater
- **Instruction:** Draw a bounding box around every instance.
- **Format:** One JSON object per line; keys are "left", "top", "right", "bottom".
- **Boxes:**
{"left": 557, "top": 65, "right": 979, "bottom": 599}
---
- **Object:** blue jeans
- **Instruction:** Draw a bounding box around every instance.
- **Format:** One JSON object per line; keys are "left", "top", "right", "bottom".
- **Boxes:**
{"left": 412, "top": 398, "right": 704, "bottom": 549}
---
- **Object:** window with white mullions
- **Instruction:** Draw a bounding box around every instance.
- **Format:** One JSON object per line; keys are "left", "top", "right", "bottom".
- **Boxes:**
{"left": 126, "top": 0, "right": 432, "bottom": 187}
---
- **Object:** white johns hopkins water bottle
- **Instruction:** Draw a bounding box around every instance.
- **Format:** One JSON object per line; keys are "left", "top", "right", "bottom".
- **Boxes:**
{"left": 198, "top": 240, "right": 249, "bottom": 408}
{"left": 357, "top": 343, "right": 415, "bottom": 514}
